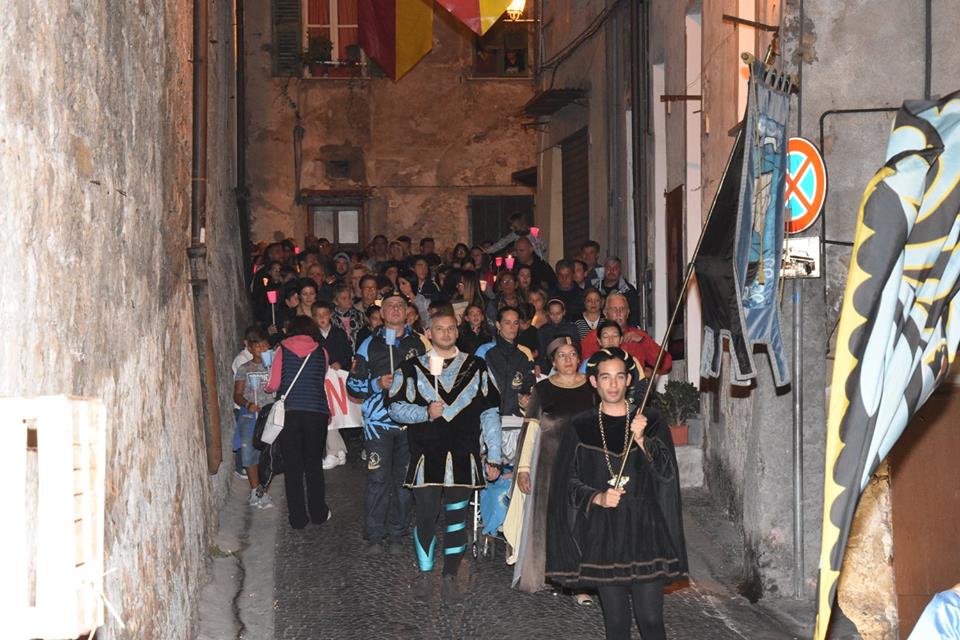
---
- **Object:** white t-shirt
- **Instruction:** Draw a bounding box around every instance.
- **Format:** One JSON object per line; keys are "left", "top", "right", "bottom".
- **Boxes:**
{"left": 232, "top": 348, "right": 254, "bottom": 409}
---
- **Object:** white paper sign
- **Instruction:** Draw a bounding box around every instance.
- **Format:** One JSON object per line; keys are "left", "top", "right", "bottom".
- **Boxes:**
{"left": 325, "top": 368, "right": 364, "bottom": 431}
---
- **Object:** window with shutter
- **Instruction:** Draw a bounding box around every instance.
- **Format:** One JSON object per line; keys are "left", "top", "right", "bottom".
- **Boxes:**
{"left": 272, "top": 0, "right": 302, "bottom": 77}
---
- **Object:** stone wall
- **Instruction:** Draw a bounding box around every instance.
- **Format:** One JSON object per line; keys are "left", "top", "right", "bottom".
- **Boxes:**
{"left": 0, "top": 0, "right": 247, "bottom": 637}
{"left": 244, "top": 5, "right": 537, "bottom": 250}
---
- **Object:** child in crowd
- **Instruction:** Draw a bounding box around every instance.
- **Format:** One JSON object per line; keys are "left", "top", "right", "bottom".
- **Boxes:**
{"left": 232, "top": 325, "right": 275, "bottom": 509}
{"left": 312, "top": 301, "right": 350, "bottom": 470}
{"left": 516, "top": 302, "right": 541, "bottom": 376}
{"left": 537, "top": 299, "right": 580, "bottom": 372}
{"left": 355, "top": 304, "right": 382, "bottom": 348}
{"left": 457, "top": 303, "right": 493, "bottom": 354}
{"left": 332, "top": 286, "right": 365, "bottom": 349}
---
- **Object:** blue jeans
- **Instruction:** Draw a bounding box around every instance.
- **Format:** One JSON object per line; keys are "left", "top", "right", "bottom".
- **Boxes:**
{"left": 365, "top": 428, "right": 413, "bottom": 541}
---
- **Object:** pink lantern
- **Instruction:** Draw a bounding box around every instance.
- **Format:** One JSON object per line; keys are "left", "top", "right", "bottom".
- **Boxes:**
{"left": 266, "top": 290, "right": 278, "bottom": 304}
{"left": 530, "top": 226, "right": 540, "bottom": 239}
{"left": 505, "top": 255, "right": 515, "bottom": 270}
{"left": 495, "top": 256, "right": 503, "bottom": 268}
{"left": 294, "top": 246, "right": 301, "bottom": 255}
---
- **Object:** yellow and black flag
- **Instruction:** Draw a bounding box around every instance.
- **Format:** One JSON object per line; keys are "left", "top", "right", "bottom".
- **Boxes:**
{"left": 816, "top": 91, "right": 960, "bottom": 639}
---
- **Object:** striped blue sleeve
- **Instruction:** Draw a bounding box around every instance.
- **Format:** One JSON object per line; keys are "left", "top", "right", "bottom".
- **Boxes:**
{"left": 347, "top": 336, "right": 374, "bottom": 399}
{"left": 480, "top": 406, "right": 502, "bottom": 464}
{"left": 388, "top": 401, "right": 430, "bottom": 425}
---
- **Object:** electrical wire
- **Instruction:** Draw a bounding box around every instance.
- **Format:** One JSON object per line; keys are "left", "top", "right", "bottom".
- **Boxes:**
{"left": 538, "top": 0, "right": 622, "bottom": 89}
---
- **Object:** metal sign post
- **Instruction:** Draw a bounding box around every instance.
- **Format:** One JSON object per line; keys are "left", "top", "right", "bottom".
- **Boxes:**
{"left": 783, "top": 136, "right": 826, "bottom": 597}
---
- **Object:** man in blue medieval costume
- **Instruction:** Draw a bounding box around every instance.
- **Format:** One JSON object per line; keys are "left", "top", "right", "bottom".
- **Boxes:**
{"left": 386, "top": 309, "right": 503, "bottom": 604}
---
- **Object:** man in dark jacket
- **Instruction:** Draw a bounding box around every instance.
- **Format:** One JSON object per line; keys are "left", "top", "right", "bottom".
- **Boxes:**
{"left": 475, "top": 306, "right": 536, "bottom": 419}
{"left": 511, "top": 236, "right": 557, "bottom": 291}
{"left": 347, "top": 290, "right": 430, "bottom": 555}
{"left": 591, "top": 256, "right": 641, "bottom": 326}
{"left": 551, "top": 260, "right": 585, "bottom": 322}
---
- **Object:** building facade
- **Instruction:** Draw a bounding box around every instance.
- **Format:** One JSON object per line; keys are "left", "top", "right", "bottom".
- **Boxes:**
{"left": 244, "top": 0, "right": 538, "bottom": 252}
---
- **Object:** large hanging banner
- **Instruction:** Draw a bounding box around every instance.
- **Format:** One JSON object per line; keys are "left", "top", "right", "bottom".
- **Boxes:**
{"left": 435, "top": 0, "right": 513, "bottom": 35}
{"left": 815, "top": 91, "right": 960, "bottom": 639}
{"left": 325, "top": 368, "right": 365, "bottom": 430}
{"left": 359, "top": 0, "right": 513, "bottom": 80}
{"left": 358, "top": 0, "right": 434, "bottom": 81}
{"left": 695, "top": 61, "right": 793, "bottom": 386}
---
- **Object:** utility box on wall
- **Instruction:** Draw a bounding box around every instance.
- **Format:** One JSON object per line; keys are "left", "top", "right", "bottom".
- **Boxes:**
{"left": 4, "top": 396, "right": 106, "bottom": 639}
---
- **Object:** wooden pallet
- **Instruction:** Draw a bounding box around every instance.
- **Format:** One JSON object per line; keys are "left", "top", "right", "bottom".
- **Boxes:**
{"left": 4, "top": 396, "right": 106, "bottom": 639}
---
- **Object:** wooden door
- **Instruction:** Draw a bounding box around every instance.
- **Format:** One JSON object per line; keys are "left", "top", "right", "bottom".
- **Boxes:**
{"left": 889, "top": 385, "right": 960, "bottom": 635}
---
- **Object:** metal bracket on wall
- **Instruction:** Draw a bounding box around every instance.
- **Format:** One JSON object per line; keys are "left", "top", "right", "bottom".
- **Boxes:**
{"left": 660, "top": 95, "right": 701, "bottom": 115}
{"left": 817, "top": 106, "right": 901, "bottom": 285}
{"left": 721, "top": 14, "right": 780, "bottom": 32}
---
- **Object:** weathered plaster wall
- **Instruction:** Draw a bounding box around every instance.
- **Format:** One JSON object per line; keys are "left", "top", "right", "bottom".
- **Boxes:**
{"left": 245, "top": 5, "right": 537, "bottom": 249}
{"left": 0, "top": 1, "right": 246, "bottom": 637}
{"left": 838, "top": 463, "right": 897, "bottom": 639}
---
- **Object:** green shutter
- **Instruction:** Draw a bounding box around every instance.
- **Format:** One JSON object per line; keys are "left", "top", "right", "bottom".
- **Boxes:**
{"left": 272, "top": 0, "right": 302, "bottom": 77}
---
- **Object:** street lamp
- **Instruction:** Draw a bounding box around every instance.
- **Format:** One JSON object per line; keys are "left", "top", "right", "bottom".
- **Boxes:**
{"left": 506, "top": 0, "right": 526, "bottom": 21}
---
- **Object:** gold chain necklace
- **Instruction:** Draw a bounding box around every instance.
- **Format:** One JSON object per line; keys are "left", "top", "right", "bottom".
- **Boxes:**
{"left": 597, "top": 400, "right": 633, "bottom": 480}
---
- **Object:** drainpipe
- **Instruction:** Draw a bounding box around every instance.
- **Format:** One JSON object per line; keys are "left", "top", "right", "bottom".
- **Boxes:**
{"left": 630, "top": 0, "right": 650, "bottom": 329}
{"left": 235, "top": 0, "right": 252, "bottom": 281}
{"left": 189, "top": 0, "right": 222, "bottom": 474}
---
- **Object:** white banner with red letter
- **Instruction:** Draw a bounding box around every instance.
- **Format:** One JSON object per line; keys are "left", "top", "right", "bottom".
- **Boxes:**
{"left": 326, "top": 368, "right": 364, "bottom": 430}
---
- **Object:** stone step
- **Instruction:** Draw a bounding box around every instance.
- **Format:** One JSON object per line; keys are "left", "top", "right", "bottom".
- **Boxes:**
{"left": 677, "top": 445, "right": 704, "bottom": 488}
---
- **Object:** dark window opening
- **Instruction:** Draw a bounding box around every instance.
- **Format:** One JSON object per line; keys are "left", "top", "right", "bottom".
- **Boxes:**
{"left": 469, "top": 196, "right": 534, "bottom": 248}
{"left": 473, "top": 15, "right": 532, "bottom": 78}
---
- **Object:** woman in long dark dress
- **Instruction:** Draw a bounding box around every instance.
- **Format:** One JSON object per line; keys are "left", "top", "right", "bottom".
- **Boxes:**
{"left": 545, "top": 348, "right": 687, "bottom": 640}
{"left": 503, "top": 335, "right": 595, "bottom": 594}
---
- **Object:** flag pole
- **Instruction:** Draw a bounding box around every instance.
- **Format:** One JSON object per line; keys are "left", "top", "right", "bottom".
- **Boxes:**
{"left": 612, "top": 125, "right": 743, "bottom": 489}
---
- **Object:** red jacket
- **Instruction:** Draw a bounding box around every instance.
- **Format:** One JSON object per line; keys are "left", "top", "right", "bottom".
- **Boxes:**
{"left": 580, "top": 325, "right": 672, "bottom": 374}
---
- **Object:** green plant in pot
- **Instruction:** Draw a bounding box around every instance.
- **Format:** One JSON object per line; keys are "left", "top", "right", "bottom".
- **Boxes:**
{"left": 650, "top": 380, "right": 700, "bottom": 446}
{"left": 304, "top": 36, "right": 333, "bottom": 76}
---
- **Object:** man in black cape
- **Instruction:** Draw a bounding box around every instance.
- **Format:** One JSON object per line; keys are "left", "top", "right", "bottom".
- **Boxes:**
{"left": 545, "top": 347, "right": 687, "bottom": 640}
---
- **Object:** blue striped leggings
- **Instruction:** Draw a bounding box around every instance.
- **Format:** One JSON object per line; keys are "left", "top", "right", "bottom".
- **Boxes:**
{"left": 413, "top": 486, "right": 472, "bottom": 576}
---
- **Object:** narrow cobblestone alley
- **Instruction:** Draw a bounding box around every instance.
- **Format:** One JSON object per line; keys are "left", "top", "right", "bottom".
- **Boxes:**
{"left": 267, "top": 433, "right": 794, "bottom": 640}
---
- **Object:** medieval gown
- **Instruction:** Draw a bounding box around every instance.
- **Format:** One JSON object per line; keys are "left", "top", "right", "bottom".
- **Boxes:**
{"left": 503, "top": 377, "right": 595, "bottom": 592}
{"left": 544, "top": 408, "right": 688, "bottom": 587}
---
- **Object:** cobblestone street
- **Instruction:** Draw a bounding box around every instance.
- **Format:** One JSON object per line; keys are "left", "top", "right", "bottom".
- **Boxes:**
{"left": 271, "top": 431, "right": 795, "bottom": 640}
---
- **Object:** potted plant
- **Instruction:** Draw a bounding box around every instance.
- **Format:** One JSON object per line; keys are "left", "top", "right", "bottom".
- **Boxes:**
{"left": 304, "top": 36, "right": 333, "bottom": 77}
{"left": 650, "top": 380, "right": 700, "bottom": 446}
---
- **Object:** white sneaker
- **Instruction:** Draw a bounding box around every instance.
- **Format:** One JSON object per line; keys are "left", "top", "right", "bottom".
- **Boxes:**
{"left": 336, "top": 450, "right": 347, "bottom": 466}
{"left": 257, "top": 489, "right": 274, "bottom": 510}
{"left": 322, "top": 454, "right": 339, "bottom": 470}
{"left": 248, "top": 488, "right": 259, "bottom": 507}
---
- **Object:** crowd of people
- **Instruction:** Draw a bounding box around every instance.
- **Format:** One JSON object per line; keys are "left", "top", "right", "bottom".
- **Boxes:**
{"left": 231, "top": 218, "right": 684, "bottom": 639}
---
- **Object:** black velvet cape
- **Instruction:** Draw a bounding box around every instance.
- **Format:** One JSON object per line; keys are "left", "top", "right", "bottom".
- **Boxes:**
{"left": 544, "top": 407, "right": 688, "bottom": 587}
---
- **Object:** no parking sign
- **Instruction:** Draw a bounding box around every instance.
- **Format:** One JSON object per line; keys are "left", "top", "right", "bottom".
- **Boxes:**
{"left": 784, "top": 137, "right": 827, "bottom": 234}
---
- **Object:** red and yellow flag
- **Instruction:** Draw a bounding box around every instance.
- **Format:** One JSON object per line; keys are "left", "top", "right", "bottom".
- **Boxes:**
{"left": 358, "top": 0, "right": 434, "bottom": 81}
{"left": 435, "top": 0, "right": 512, "bottom": 35}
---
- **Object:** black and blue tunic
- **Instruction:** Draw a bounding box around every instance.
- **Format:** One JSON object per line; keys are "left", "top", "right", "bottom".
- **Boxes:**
{"left": 386, "top": 351, "right": 502, "bottom": 489}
